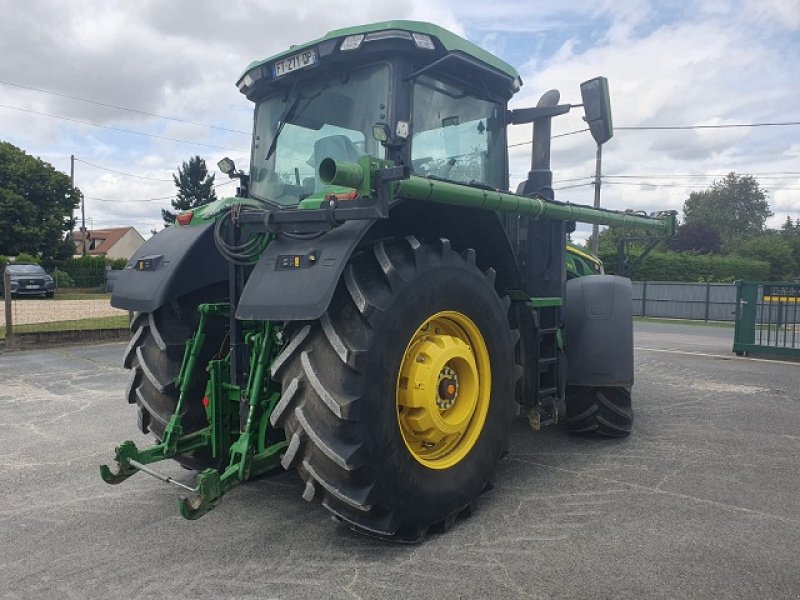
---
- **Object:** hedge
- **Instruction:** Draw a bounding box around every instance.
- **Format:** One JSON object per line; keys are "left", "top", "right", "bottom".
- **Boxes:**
{"left": 52, "top": 256, "right": 129, "bottom": 288}
{"left": 600, "top": 250, "right": 770, "bottom": 282}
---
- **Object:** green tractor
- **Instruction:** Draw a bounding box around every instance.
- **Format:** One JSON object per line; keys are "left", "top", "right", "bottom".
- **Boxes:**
{"left": 102, "top": 21, "right": 675, "bottom": 541}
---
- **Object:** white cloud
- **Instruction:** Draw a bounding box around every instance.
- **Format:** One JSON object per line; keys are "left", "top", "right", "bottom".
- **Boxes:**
{"left": 1, "top": 0, "right": 797, "bottom": 238}
{"left": 506, "top": 3, "right": 799, "bottom": 229}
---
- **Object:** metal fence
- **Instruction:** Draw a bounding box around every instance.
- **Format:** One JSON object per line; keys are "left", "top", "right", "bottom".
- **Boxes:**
{"left": 632, "top": 281, "right": 738, "bottom": 322}
{"left": 2, "top": 269, "right": 129, "bottom": 347}
{"left": 733, "top": 281, "right": 800, "bottom": 358}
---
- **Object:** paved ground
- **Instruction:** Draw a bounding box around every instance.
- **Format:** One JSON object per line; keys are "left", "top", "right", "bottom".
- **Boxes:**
{"left": 1, "top": 322, "right": 799, "bottom": 599}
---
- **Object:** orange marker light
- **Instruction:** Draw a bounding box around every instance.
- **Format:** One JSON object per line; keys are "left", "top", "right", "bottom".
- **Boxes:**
{"left": 176, "top": 211, "right": 194, "bottom": 226}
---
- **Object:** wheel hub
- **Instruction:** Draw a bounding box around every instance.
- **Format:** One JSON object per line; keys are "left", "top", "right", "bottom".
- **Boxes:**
{"left": 396, "top": 311, "right": 491, "bottom": 470}
{"left": 436, "top": 366, "right": 459, "bottom": 410}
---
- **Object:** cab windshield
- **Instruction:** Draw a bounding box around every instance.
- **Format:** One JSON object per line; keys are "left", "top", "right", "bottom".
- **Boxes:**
{"left": 250, "top": 64, "right": 390, "bottom": 205}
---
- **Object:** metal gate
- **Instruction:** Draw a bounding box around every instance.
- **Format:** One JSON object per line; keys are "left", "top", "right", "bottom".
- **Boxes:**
{"left": 733, "top": 281, "right": 800, "bottom": 358}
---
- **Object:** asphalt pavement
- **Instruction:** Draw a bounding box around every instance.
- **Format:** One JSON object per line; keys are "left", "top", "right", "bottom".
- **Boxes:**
{"left": 1, "top": 321, "right": 799, "bottom": 599}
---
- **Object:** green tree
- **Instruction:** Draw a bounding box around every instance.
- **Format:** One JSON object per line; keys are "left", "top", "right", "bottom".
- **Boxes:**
{"left": 591, "top": 223, "right": 669, "bottom": 258}
{"left": 669, "top": 223, "right": 721, "bottom": 254}
{"left": 162, "top": 155, "right": 217, "bottom": 225}
{"left": 779, "top": 215, "right": 800, "bottom": 276}
{"left": 734, "top": 234, "right": 795, "bottom": 280}
{"left": 0, "top": 141, "right": 79, "bottom": 261}
{"left": 780, "top": 215, "right": 798, "bottom": 234}
{"left": 682, "top": 173, "right": 772, "bottom": 245}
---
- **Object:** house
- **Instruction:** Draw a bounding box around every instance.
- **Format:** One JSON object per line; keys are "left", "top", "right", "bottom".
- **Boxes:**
{"left": 72, "top": 227, "right": 145, "bottom": 260}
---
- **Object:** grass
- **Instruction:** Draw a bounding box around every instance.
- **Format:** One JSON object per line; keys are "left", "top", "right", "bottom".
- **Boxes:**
{"left": 634, "top": 316, "right": 735, "bottom": 328}
{"left": 0, "top": 314, "right": 128, "bottom": 340}
{"left": 2, "top": 289, "right": 111, "bottom": 301}
{"left": 53, "top": 291, "right": 112, "bottom": 300}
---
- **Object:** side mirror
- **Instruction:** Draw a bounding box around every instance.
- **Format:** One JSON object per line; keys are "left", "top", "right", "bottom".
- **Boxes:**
{"left": 580, "top": 77, "right": 613, "bottom": 145}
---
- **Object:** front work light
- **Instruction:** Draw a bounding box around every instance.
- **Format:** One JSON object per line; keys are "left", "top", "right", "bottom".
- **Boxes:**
{"left": 372, "top": 123, "right": 391, "bottom": 142}
{"left": 218, "top": 157, "right": 236, "bottom": 175}
{"left": 340, "top": 34, "right": 365, "bottom": 51}
{"left": 412, "top": 33, "right": 435, "bottom": 50}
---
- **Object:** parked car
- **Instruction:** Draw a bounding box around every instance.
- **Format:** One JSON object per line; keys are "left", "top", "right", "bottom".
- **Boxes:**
{"left": 1, "top": 264, "right": 55, "bottom": 298}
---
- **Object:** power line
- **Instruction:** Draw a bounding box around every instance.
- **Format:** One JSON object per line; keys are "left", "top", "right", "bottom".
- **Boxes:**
{"left": 605, "top": 172, "right": 800, "bottom": 180}
{"left": 602, "top": 180, "right": 800, "bottom": 191}
{"left": 509, "top": 121, "right": 800, "bottom": 149}
{"left": 8, "top": 77, "right": 795, "bottom": 135}
{"left": 74, "top": 157, "right": 173, "bottom": 182}
{"left": 539, "top": 171, "right": 800, "bottom": 185}
{"left": 554, "top": 128, "right": 590, "bottom": 139}
{"left": 86, "top": 195, "right": 174, "bottom": 203}
{"left": 85, "top": 180, "right": 236, "bottom": 203}
{"left": 555, "top": 182, "right": 594, "bottom": 191}
{"left": 508, "top": 128, "right": 589, "bottom": 148}
{"left": 554, "top": 175, "right": 593, "bottom": 183}
{"left": 0, "top": 103, "right": 249, "bottom": 152}
{"left": 617, "top": 121, "right": 800, "bottom": 131}
{"left": 0, "top": 79, "right": 250, "bottom": 135}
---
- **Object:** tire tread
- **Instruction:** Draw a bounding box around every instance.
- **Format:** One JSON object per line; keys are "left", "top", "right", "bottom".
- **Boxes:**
{"left": 565, "top": 385, "right": 633, "bottom": 437}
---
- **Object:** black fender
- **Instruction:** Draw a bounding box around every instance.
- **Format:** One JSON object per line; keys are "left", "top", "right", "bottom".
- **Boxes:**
{"left": 236, "top": 219, "right": 374, "bottom": 321}
{"left": 110, "top": 223, "right": 227, "bottom": 313}
{"left": 235, "top": 200, "right": 521, "bottom": 323}
{"left": 564, "top": 275, "right": 634, "bottom": 387}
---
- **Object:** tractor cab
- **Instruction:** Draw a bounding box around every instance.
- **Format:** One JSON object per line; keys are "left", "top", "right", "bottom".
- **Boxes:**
{"left": 234, "top": 21, "right": 521, "bottom": 206}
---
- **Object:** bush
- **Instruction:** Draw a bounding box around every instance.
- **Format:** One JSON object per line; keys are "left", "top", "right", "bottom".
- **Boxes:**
{"left": 0, "top": 255, "right": 7, "bottom": 269}
{"left": 600, "top": 250, "right": 770, "bottom": 282}
{"left": 59, "top": 255, "right": 107, "bottom": 288}
{"left": 13, "top": 252, "right": 40, "bottom": 265}
{"left": 53, "top": 269, "right": 76, "bottom": 288}
{"left": 108, "top": 257, "right": 128, "bottom": 270}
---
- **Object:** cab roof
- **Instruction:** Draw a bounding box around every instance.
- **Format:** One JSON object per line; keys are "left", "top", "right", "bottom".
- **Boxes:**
{"left": 238, "top": 20, "right": 520, "bottom": 84}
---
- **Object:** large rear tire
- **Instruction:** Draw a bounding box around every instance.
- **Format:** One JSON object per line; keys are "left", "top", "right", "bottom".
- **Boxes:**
{"left": 565, "top": 385, "right": 632, "bottom": 437}
{"left": 271, "top": 237, "right": 518, "bottom": 542}
{"left": 122, "top": 287, "right": 225, "bottom": 469}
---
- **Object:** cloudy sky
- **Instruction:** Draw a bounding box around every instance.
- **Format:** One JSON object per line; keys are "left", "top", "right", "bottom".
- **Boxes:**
{"left": 1, "top": 0, "right": 798, "bottom": 243}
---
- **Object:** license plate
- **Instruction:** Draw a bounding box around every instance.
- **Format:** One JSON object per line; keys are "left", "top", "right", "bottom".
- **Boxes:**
{"left": 273, "top": 48, "right": 318, "bottom": 78}
{"left": 25, "top": 285, "right": 39, "bottom": 289}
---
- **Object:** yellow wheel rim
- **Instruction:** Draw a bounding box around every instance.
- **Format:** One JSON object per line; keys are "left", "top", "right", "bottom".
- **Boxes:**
{"left": 396, "top": 311, "right": 491, "bottom": 470}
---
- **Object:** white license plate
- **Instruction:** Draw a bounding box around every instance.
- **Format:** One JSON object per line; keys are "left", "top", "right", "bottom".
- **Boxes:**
{"left": 273, "top": 48, "right": 318, "bottom": 78}
{"left": 25, "top": 285, "right": 39, "bottom": 289}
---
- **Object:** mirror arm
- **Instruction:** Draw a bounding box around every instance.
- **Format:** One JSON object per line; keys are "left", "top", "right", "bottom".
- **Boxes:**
{"left": 507, "top": 104, "right": 571, "bottom": 125}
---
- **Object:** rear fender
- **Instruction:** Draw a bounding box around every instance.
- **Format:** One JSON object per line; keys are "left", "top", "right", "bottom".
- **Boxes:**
{"left": 235, "top": 219, "right": 374, "bottom": 322}
{"left": 110, "top": 223, "right": 227, "bottom": 313}
{"left": 235, "top": 199, "right": 523, "bottom": 322}
{"left": 565, "top": 275, "right": 634, "bottom": 387}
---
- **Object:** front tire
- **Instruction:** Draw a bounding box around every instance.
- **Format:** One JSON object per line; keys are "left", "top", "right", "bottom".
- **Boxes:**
{"left": 271, "top": 237, "right": 517, "bottom": 541}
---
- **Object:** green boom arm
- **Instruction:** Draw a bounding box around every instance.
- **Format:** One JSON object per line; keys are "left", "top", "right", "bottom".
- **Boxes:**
{"left": 318, "top": 157, "right": 676, "bottom": 235}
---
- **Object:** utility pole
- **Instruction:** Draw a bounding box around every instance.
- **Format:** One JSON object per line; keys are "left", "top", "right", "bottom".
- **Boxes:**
{"left": 69, "top": 154, "right": 75, "bottom": 244}
{"left": 591, "top": 143, "right": 602, "bottom": 255}
{"left": 72, "top": 154, "right": 87, "bottom": 256}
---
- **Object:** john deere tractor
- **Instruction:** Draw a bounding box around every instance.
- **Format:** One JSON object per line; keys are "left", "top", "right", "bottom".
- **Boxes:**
{"left": 102, "top": 21, "right": 675, "bottom": 541}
